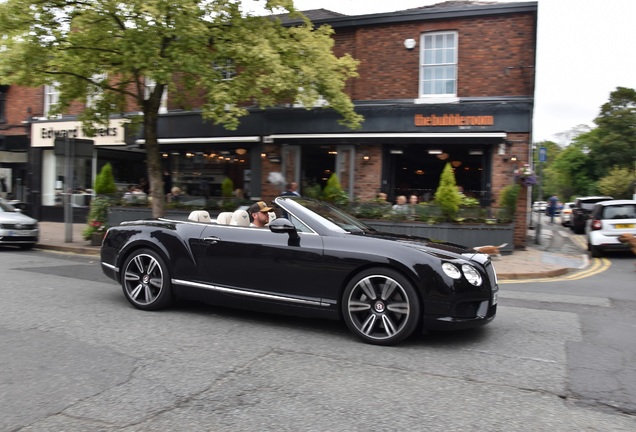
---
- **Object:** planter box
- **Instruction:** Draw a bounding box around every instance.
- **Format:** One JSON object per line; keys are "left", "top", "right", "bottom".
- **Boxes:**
{"left": 107, "top": 208, "right": 514, "bottom": 254}
{"left": 107, "top": 207, "right": 194, "bottom": 227}
{"left": 91, "top": 232, "right": 105, "bottom": 246}
{"left": 364, "top": 220, "right": 514, "bottom": 254}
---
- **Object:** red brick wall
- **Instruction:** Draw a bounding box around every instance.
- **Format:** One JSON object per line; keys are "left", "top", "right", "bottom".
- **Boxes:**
{"left": 2, "top": 86, "right": 42, "bottom": 134}
{"left": 337, "top": 12, "right": 536, "bottom": 100}
{"left": 354, "top": 145, "right": 383, "bottom": 201}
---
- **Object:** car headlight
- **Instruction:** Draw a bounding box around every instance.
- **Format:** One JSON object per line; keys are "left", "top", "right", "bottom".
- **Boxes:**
{"left": 442, "top": 262, "right": 462, "bottom": 279}
{"left": 462, "top": 264, "right": 483, "bottom": 286}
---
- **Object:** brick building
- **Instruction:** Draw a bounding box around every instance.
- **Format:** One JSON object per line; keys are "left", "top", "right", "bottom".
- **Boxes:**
{"left": 7, "top": 0, "right": 538, "bottom": 247}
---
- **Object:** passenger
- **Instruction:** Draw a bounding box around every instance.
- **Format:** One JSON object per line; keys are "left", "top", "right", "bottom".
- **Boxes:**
{"left": 248, "top": 201, "right": 274, "bottom": 227}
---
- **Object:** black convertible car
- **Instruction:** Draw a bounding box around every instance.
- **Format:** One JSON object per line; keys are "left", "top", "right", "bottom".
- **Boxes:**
{"left": 100, "top": 197, "right": 498, "bottom": 345}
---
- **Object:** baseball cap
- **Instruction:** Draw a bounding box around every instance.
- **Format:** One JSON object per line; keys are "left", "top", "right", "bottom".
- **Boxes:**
{"left": 248, "top": 201, "right": 273, "bottom": 214}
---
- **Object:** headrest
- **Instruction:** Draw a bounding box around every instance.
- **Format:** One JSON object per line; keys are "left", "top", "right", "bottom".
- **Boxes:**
{"left": 188, "top": 210, "right": 211, "bottom": 223}
{"left": 230, "top": 209, "right": 250, "bottom": 226}
{"left": 216, "top": 212, "right": 233, "bottom": 225}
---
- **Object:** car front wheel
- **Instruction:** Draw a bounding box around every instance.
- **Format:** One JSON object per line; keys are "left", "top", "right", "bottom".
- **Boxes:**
{"left": 342, "top": 268, "right": 421, "bottom": 346}
{"left": 121, "top": 248, "right": 172, "bottom": 310}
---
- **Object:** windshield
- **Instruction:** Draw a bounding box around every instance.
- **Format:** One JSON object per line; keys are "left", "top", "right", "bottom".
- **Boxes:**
{"left": 278, "top": 198, "right": 373, "bottom": 234}
{"left": 0, "top": 201, "right": 17, "bottom": 213}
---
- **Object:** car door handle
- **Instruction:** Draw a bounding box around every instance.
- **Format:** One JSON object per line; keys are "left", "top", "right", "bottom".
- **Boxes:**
{"left": 202, "top": 236, "right": 221, "bottom": 244}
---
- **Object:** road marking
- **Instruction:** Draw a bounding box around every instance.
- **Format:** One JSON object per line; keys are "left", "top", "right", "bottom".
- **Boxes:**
{"left": 500, "top": 257, "right": 611, "bottom": 284}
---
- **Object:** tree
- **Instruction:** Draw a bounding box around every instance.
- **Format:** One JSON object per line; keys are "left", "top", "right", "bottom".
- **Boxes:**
{"left": 597, "top": 166, "right": 636, "bottom": 199}
{"left": 590, "top": 87, "right": 636, "bottom": 177}
{"left": 434, "top": 163, "right": 462, "bottom": 221}
{"left": 0, "top": 0, "right": 362, "bottom": 217}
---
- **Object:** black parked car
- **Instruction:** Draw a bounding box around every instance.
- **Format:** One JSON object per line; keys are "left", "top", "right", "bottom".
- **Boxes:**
{"left": 571, "top": 196, "right": 613, "bottom": 234}
{"left": 100, "top": 197, "right": 498, "bottom": 345}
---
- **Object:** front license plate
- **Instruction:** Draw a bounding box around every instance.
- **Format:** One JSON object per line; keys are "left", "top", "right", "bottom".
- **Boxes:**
{"left": 615, "top": 224, "right": 635, "bottom": 229}
{"left": 12, "top": 230, "right": 33, "bottom": 236}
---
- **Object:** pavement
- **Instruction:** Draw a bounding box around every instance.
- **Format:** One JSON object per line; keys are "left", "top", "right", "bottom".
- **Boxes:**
{"left": 34, "top": 218, "right": 590, "bottom": 280}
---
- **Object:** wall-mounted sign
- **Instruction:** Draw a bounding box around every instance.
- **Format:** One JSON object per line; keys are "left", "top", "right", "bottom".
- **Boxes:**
{"left": 30, "top": 118, "right": 128, "bottom": 147}
{"left": 414, "top": 114, "right": 494, "bottom": 127}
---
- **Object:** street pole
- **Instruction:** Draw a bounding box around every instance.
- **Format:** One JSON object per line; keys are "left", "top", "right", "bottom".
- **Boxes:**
{"left": 64, "top": 137, "right": 74, "bottom": 243}
{"left": 535, "top": 146, "right": 546, "bottom": 245}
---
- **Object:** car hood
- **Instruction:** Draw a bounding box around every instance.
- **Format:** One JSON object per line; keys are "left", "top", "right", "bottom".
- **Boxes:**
{"left": 360, "top": 230, "right": 488, "bottom": 264}
{"left": 0, "top": 212, "right": 37, "bottom": 225}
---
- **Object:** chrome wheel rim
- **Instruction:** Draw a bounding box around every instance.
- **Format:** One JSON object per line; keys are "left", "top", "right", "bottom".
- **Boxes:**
{"left": 347, "top": 275, "right": 410, "bottom": 341}
{"left": 124, "top": 254, "right": 164, "bottom": 306}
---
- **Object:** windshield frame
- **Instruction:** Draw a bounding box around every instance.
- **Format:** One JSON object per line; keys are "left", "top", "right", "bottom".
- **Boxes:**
{"left": 0, "top": 200, "right": 18, "bottom": 213}
{"left": 275, "top": 197, "right": 375, "bottom": 235}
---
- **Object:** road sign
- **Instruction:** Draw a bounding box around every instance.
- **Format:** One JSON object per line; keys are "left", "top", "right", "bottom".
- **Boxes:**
{"left": 539, "top": 146, "right": 547, "bottom": 163}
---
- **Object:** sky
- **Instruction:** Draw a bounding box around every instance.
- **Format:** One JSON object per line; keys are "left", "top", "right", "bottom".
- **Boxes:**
{"left": 246, "top": 0, "right": 636, "bottom": 144}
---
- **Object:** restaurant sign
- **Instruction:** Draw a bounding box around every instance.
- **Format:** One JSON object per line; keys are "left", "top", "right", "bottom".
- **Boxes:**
{"left": 414, "top": 114, "right": 494, "bottom": 127}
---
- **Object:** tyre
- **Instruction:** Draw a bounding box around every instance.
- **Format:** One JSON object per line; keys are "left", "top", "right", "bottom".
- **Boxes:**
{"left": 590, "top": 244, "right": 602, "bottom": 258}
{"left": 19, "top": 244, "right": 35, "bottom": 250}
{"left": 572, "top": 222, "right": 584, "bottom": 234}
{"left": 342, "top": 268, "right": 421, "bottom": 346}
{"left": 121, "top": 248, "right": 172, "bottom": 310}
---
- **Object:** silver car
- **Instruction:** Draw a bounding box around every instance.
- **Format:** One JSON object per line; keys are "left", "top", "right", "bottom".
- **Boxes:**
{"left": 0, "top": 199, "right": 39, "bottom": 249}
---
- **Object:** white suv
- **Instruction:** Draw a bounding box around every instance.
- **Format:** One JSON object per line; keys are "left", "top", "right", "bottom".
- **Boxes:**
{"left": 586, "top": 199, "right": 636, "bottom": 257}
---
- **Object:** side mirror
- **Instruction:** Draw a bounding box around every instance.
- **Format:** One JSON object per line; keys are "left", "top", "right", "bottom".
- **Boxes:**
{"left": 269, "top": 218, "right": 299, "bottom": 240}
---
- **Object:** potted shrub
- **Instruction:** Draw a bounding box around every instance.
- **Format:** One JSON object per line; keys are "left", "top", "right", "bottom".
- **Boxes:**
{"left": 83, "top": 163, "right": 116, "bottom": 244}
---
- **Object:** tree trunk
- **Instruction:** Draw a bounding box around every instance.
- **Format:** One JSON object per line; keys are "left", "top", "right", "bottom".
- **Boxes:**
{"left": 143, "top": 89, "right": 166, "bottom": 218}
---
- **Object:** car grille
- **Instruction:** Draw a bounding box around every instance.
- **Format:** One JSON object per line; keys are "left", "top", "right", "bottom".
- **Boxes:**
{"left": 453, "top": 301, "right": 481, "bottom": 318}
{"left": 0, "top": 235, "right": 38, "bottom": 241}
{"left": 0, "top": 223, "right": 37, "bottom": 230}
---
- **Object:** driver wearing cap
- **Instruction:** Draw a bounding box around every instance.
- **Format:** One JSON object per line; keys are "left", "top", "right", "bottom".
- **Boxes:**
{"left": 248, "top": 201, "right": 274, "bottom": 227}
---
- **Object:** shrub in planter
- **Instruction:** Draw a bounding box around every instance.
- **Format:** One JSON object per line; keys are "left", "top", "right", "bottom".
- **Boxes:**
{"left": 498, "top": 183, "right": 520, "bottom": 223}
{"left": 321, "top": 173, "right": 349, "bottom": 206}
{"left": 83, "top": 163, "right": 117, "bottom": 240}
{"left": 433, "top": 163, "right": 462, "bottom": 222}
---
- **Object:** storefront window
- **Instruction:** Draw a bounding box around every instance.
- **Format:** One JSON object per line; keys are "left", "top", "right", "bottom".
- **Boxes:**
{"left": 53, "top": 154, "right": 93, "bottom": 207}
{"left": 168, "top": 149, "right": 249, "bottom": 198}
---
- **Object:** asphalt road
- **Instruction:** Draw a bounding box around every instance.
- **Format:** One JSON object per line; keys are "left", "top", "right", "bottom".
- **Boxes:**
{"left": 0, "top": 246, "right": 634, "bottom": 431}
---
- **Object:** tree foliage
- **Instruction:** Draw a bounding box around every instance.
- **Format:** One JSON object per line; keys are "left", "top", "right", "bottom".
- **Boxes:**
{"left": 540, "top": 86, "right": 636, "bottom": 200}
{"left": 597, "top": 166, "right": 636, "bottom": 199}
{"left": 0, "top": 0, "right": 362, "bottom": 217}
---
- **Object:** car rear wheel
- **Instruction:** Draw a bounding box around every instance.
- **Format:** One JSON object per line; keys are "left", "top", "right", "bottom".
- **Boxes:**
{"left": 589, "top": 243, "right": 602, "bottom": 258}
{"left": 342, "top": 268, "right": 420, "bottom": 346}
{"left": 121, "top": 248, "right": 172, "bottom": 310}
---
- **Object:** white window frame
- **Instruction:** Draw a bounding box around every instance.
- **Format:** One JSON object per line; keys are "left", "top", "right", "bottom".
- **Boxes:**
{"left": 44, "top": 84, "right": 60, "bottom": 117}
{"left": 86, "top": 73, "right": 107, "bottom": 109}
{"left": 144, "top": 78, "right": 168, "bottom": 113}
{"left": 213, "top": 59, "right": 236, "bottom": 81}
{"left": 417, "top": 31, "right": 458, "bottom": 103}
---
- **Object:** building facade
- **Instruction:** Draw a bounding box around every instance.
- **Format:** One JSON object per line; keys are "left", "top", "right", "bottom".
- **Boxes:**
{"left": 10, "top": 1, "right": 538, "bottom": 247}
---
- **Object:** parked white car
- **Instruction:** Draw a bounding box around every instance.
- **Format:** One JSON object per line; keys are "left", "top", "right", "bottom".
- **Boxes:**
{"left": 0, "top": 198, "right": 39, "bottom": 250}
{"left": 532, "top": 201, "right": 547, "bottom": 212}
{"left": 560, "top": 202, "right": 575, "bottom": 227}
{"left": 586, "top": 199, "right": 636, "bottom": 257}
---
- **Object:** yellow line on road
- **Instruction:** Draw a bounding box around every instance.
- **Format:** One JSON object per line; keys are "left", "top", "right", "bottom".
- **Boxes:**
{"left": 500, "top": 257, "right": 611, "bottom": 284}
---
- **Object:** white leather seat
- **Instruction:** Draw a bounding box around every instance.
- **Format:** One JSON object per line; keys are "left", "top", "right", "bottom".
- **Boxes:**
{"left": 188, "top": 210, "right": 211, "bottom": 223}
{"left": 215, "top": 212, "right": 233, "bottom": 225}
{"left": 230, "top": 209, "right": 250, "bottom": 226}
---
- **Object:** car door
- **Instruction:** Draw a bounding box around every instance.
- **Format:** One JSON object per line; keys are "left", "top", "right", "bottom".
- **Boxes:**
{"left": 193, "top": 224, "right": 325, "bottom": 303}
